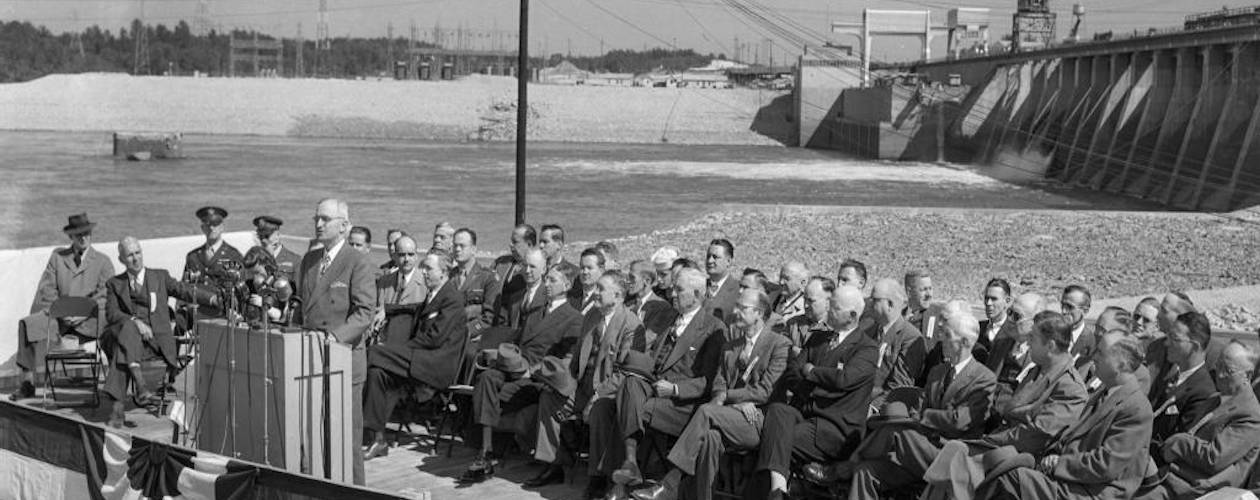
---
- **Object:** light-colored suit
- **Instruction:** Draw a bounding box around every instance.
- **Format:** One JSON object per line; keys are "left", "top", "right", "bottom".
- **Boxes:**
{"left": 376, "top": 269, "right": 427, "bottom": 308}
{"left": 982, "top": 356, "right": 1088, "bottom": 454}
{"left": 982, "top": 376, "right": 1154, "bottom": 500}
{"left": 1154, "top": 387, "right": 1260, "bottom": 499}
{"left": 18, "top": 246, "right": 115, "bottom": 371}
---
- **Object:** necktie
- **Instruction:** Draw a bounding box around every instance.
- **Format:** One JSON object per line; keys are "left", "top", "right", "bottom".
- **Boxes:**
{"left": 319, "top": 253, "right": 332, "bottom": 275}
{"left": 655, "top": 323, "right": 679, "bottom": 371}
{"left": 74, "top": 251, "right": 83, "bottom": 267}
{"left": 456, "top": 268, "right": 467, "bottom": 289}
{"left": 393, "top": 276, "right": 406, "bottom": 303}
{"left": 205, "top": 245, "right": 215, "bottom": 261}
{"left": 131, "top": 275, "right": 142, "bottom": 292}
{"left": 940, "top": 367, "right": 955, "bottom": 400}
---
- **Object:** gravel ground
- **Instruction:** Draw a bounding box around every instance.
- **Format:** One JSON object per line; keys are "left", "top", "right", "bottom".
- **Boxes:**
{"left": 589, "top": 208, "right": 1260, "bottom": 331}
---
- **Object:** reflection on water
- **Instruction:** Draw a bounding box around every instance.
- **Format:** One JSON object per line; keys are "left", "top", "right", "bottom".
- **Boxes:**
{"left": 0, "top": 131, "right": 1158, "bottom": 250}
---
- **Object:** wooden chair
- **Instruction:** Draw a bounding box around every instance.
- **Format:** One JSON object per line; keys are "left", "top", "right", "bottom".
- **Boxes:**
{"left": 43, "top": 296, "right": 104, "bottom": 408}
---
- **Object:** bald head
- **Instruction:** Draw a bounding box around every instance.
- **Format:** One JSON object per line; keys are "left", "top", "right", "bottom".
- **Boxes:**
{"left": 1159, "top": 292, "right": 1196, "bottom": 335}
{"left": 1213, "top": 341, "right": 1255, "bottom": 396}
{"left": 118, "top": 236, "right": 144, "bottom": 274}
{"left": 870, "top": 278, "right": 907, "bottom": 326}
{"left": 1011, "top": 292, "right": 1045, "bottom": 337}
{"left": 828, "top": 285, "right": 866, "bottom": 331}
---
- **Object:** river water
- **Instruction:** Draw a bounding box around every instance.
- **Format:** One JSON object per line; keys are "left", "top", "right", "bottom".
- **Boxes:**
{"left": 0, "top": 131, "right": 1158, "bottom": 250}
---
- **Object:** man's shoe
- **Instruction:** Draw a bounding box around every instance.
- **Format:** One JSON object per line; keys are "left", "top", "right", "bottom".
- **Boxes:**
{"left": 767, "top": 490, "right": 790, "bottom": 500}
{"left": 584, "top": 476, "right": 609, "bottom": 500}
{"left": 802, "top": 462, "right": 848, "bottom": 486}
{"left": 523, "top": 464, "right": 565, "bottom": 488}
{"left": 363, "top": 441, "right": 389, "bottom": 461}
{"left": 611, "top": 460, "right": 643, "bottom": 486}
{"left": 9, "top": 381, "right": 35, "bottom": 401}
{"left": 458, "top": 456, "right": 496, "bottom": 484}
{"left": 630, "top": 482, "right": 677, "bottom": 500}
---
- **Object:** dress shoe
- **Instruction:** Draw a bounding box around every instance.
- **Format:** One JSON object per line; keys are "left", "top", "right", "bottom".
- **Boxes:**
{"left": 9, "top": 381, "right": 34, "bottom": 401}
{"left": 630, "top": 482, "right": 677, "bottom": 500}
{"left": 523, "top": 464, "right": 565, "bottom": 488}
{"left": 802, "top": 461, "right": 848, "bottom": 486}
{"left": 363, "top": 441, "right": 390, "bottom": 460}
{"left": 611, "top": 460, "right": 643, "bottom": 486}
{"left": 584, "top": 475, "right": 609, "bottom": 500}
{"left": 767, "top": 489, "right": 790, "bottom": 500}
{"left": 458, "top": 456, "right": 496, "bottom": 484}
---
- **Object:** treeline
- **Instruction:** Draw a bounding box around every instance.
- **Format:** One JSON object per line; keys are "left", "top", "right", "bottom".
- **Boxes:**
{"left": 0, "top": 19, "right": 720, "bottom": 83}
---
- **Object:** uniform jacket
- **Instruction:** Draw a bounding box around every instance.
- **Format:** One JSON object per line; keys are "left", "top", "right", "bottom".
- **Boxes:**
{"left": 648, "top": 308, "right": 727, "bottom": 403}
{"left": 298, "top": 242, "right": 376, "bottom": 347}
{"left": 105, "top": 268, "right": 214, "bottom": 367}
{"left": 1152, "top": 365, "right": 1221, "bottom": 446}
{"left": 400, "top": 280, "right": 467, "bottom": 388}
{"left": 376, "top": 268, "right": 428, "bottom": 308}
{"left": 1044, "top": 377, "right": 1154, "bottom": 500}
{"left": 920, "top": 358, "right": 998, "bottom": 439}
{"left": 271, "top": 245, "right": 303, "bottom": 282}
{"left": 781, "top": 326, "right": 880, "bottom": 435}
{"left": 869, "top": 316, "right": 927, "bottom": 397}
{"left": 712, "top": 328, "right": 791, "bottom": 407}
{"left": 31, "top": 246, "right": 114, "bottom": 339}
{"left": 1161, "top": 387, "right": 1260, "bottom": 493}
{"left": 984, "top": 356, "right": 1089, "bottom": 454}
{"left": 454, "top": 260, "right": 500, "bottom": 337}
{"left": 183, "top": 241, "right": 244, "bottom": 282}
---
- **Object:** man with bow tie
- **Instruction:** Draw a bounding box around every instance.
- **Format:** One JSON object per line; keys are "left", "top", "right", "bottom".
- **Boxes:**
{"left": 11, "top": 213, "right": 115, "bottom": 401}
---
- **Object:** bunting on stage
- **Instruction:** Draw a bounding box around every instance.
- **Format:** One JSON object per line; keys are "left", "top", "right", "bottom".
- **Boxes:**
{"left": 80, "top": 425, "right": 255, "bottom": 500}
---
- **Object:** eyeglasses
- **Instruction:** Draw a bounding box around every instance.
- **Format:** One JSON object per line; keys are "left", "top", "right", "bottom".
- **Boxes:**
{"left": 312, "top": 215, "right": 345, "bottom": 224}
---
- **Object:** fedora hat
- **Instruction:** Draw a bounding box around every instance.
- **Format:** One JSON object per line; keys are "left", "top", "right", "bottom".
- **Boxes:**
{"left": 63, "top": 213, "right": 96, "bottom": 235}
{"left": 979, "top": 445, "right": 1034, "bottom": 485}
{"left": 868, "top": 401, "right": 921, "bottom": 428}
{"left": 618, "top": 350, "right": 656, "bottom": 383}
{"left": 531, "top": 356, "right": 576, "bottom": 396}
{"left": 494, "top": 343, "right": 528, "bottom": 374}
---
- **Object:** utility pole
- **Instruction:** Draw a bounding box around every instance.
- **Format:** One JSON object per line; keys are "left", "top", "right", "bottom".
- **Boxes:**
{"left": 387, "top": 22, "right": 394, "bottom": 76}
{"left": 515, "top": 0, "right": 529, "bottom": 225}
{"left": 133, "top": 0, "right": 149, "bottom": 75}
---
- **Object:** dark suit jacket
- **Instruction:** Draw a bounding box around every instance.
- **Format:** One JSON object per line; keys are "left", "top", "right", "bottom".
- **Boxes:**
{"left": 491, "top": 255, "right": 527, "bottom": 327}
{"left": 1162, "top": 387, "right": 1260, "bottom": 492}
{"left": 401, "top": 280, "right": 467, "bottom": 388}
{"left": 571, "top": 305, "right": 646, "bottom": 404}
{"left": 649, "top": 309, "right": 728, "bottom": 403}
{"left": 1147, "top": 337, "right": 1227, "bottom": 402}
{"left": 977, "top": 317, "right": 1018, "bottom": 366}
{"left": 921, "top": 358, "right": 998, "bottom": 439}
{"left": 712, "top": 328, "right": 791, "bottom": 406}
{"left": 781, "top": 326, "right": 880, "bottom": 435}
{"left": 514, "top": 301, "right": 582, "bottom": 366}
{"left": 984, "top": 356, "right": 1089, "bottom": 453}
{"left": 105, "top": 268, "right": 214, "bottom": 367}
{"left": 32, "top": 246, "right": 114, "bottom": 339}
{"left": 1151, "top": 364, "right": 1220, "bottom": 446}
{"left": 455, "top": 260, "right": 500, "bottom": 337}
{"left": 494, "top": 278, "right": 546, "bottom": 332}
{"left": 869, "top": 317, "right": 927, "bottom": 396}
{"left": 1044, "top": 378, "right": 1154, "bottom": 500}
{"left": 706, "top": 273, "right": 739, "bottom": 325}
{"left": 629, "top": 291, "right": 675, "bottom": 346}
{"left": 298, "top": 243, "right": 376, "bottom": 347}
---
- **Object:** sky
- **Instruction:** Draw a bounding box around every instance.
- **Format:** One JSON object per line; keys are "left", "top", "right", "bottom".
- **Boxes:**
{"left": 0, "top": 0, "right": 1222, "bottom": 62}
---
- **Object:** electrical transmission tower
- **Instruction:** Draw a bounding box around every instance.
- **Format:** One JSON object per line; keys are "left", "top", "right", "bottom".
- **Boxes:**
{"left": 295, "top": 22, "right": 305, "bottom": 78}
{"left": 70, "top": 11, "right": 85, "bottom": 58}
{"left": 194, "top": 0, "right": 212, "bottom": 36}
{"left": 316, "top": 0, "right": 330, "bottom": 76}
{"left": 133, "top": 0, "right": 150, "bottom": 74}
{"left": 386, "top": 22, "right": 394, "bottom": 75}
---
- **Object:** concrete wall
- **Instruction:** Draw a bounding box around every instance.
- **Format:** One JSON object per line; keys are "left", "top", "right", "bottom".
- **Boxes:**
{"left": 903, "top": 26, "right": 1260, "bottom": 210}
{"left": 796, "top": 56, "right": 863, "bottom": 147}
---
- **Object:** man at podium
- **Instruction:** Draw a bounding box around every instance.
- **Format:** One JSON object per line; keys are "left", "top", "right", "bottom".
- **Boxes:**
{"left": 298, "top": 198, "right": 376, "bottom": 485}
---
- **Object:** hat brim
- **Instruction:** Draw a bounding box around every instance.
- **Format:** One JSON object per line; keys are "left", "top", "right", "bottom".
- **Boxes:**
{"left": 63, "top": 223, "right": 96, "bottom": 235}
{"left": 867, "top": 415, "right": 920, "bottom": 428}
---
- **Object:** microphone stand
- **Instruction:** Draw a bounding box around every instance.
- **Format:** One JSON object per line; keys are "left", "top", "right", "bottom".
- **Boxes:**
{"left": 319, "top": 328, "right": 332, "bottom": 480}
{"left": 260, "top": 293, "right": 273, "bottom": 466}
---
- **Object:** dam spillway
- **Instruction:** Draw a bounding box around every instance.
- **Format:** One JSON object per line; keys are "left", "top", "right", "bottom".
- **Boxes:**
{"left": 808, "top": 24, "right": 1260, "bottom": 211}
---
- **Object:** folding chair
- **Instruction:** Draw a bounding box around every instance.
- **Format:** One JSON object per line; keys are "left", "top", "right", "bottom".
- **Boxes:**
{"left": 43, "top": 296, "right": 104, "bottom": 408}
{"left": 426, "top": 328, "right": 477, "bottom": 457}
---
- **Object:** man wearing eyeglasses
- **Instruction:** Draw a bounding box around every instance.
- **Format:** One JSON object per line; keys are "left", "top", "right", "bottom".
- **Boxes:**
{"left": 298, "top": 198, "right": 376, "bottom": 485}
{"left": 985, "top": 292, "right": 1045, "bottom": 422}
{"left": 11, "top": 213, "right": 116, "bottom": 401}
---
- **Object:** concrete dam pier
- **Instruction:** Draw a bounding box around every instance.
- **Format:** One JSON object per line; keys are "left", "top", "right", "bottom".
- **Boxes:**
{"left": 813, "top": 24, "right": 1260, "bottom": 211}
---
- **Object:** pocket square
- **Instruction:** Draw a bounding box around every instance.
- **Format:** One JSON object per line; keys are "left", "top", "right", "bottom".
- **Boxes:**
{"left": 427, "top": 311, "right": 439, "bottom": 319}
{"left": 331, "top": 281, "right": 348, "bottom": 288}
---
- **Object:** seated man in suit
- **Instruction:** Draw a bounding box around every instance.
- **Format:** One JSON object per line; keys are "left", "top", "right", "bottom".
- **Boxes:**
{"left": 461, "top": 262, "right": 583, "bottom": 483}
{"left": 431, "top": 221, "right": 455, "bottom": 252}
{"left": 570, "top": 247, "right": 607, "bottom": 315}
{"left": 379, "top": 228, "right": 406, "bottom": 274}
{"left": 1147, "top": 292, "right": 1226, "bottom": 403}
{"left": 985, "top": 293, "right": 1044, "bottom": 424}
{"left": 756, "top": 284, "right": 880, "bottom": 500}
{"left": 1150, "top": 311, "right": 1221, "bottom": 457}
{"left": 363, "top": 250, "right": 467, "bottom": 459}
{"left": 866, "top": 278, "right": 926, "bottom": 413}
{"left": 783, "top": 276, "right": 836, "bottom": 358}
{"left": 451, "top": 228, "right": 500, "bottom": 340}
{"left": 626, "top": 259, "right": 675, "bottom": 346}
{"left": 12, "top": 213, "right": 115, "bottom": 401}
{"left": 631, "top": 288, "right": 791, "bottom": 500}
{"left": 981, "top": 331, "right": 1154, "bottom": 500}
{"left": 369, "top": 235, "right": 427, "bottom": 339}
{"left": 491, "top": 223, "right": 537, "bottom": 328}
{"left": 1081, "top": 307, "right": 1152, "bottom": 394}
{"left": 977, "top": 278, "right": 1016, "bottom": 365}
{"left": 902, "top": 270, "right": 933, "bottom": 333}
{"left": 601, "top": 268, "right": 726, "bottom": 492}
{"left": 822, "top": 308, "right": 996, "bottom": 499}
{"left": 1147, "top": 341, "right": 1260, "bottom": 499}
{"left": 538, "top": 224, "right": 579, "bottom": 277}
{"left": 704, "top": 239, "right": 740, "bottom": 325}
{"left": 104, "top": 237, "right": 218, "bottom": 427}
{"left": 978, "top": 311, "right": 1088, "bottom": 453}
{"left": 1060, "top": 285, "right": 1096, "bottom": 375}
{"left": 1133, "top": 296, "right": 1161, "bottom": 343}
{"left": 772, "top": 261, "right": 810, "bottom": 327}
{"left": 650, "top": 246, "right": 680, "bottom": 304}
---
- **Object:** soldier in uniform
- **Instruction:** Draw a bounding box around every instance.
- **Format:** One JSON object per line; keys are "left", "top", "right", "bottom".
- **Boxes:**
{"left": 183, "top": 206, "right": 243, "bottom": 317}
{"left": 252, "top": 215, "right": 301, "bottom": 283}
{"left": 452, "top": 227, "right": 500, "bottom": 340}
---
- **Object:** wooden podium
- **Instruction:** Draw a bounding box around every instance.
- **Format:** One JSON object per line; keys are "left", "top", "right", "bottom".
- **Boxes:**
{"left": 194, "top": 319, "right": 354, "bottom": 482}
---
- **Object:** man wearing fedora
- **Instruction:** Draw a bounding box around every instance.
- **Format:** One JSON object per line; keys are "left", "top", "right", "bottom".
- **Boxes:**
{"left": 819, "top": 308, "right": 997, "bottom": 499}
{"left": 183, "top": 206, "right": 243, "bottom": 317}
{"left": 461, "top": 262, "right": 583, "bottom": 484}
{"left": 603, "top": 267, "right": 726, "bottom": 494}
{"left": 251, "top": 215, "right": 302, "bottom": 283}
{"left": 363, "top": 248, "right": 466, "bottom": 461}
{"left": 632, "top": 288, "right": 791, "bottom": 500}
{"left": 11, "top": 213, "right": 116, "bottom": 401}
{"left": 979, "top": 330, "right": 1153, "bottom": 500}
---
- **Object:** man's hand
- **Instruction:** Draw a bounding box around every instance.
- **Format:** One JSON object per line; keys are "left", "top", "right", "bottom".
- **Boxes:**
{"left": 370, "top": 309, "right": 386, "bottom": 333}
{"left": 802, "top": 362, "right": 815, "bottom": 377}
{"left": 1036, "top": 455, "right": 1059, "bottom": 474}
{"left": 653, "top": 380, "right": 676, "bottom": 398}
{"left": 248, "top": 294, "right": 264, "bottom": 308}
{"left": 208, "top": 294, "right": 221, "bottom": 309}
{"left": 63, "top": 315, "right": 87, "bottom": 327}
{"left": 709, "top": 391, "right": 727, "bottom": 406}
{"left": 134, "top": 318, "right": 154, "bottom": 343}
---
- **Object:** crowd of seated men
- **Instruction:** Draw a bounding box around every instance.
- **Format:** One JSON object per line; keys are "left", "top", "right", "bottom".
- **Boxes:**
{"left": 18, "top": 210, "right": 1260, "bottom": 500}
